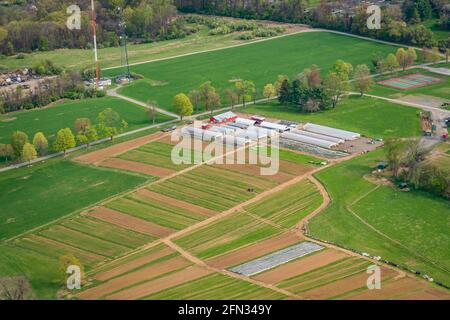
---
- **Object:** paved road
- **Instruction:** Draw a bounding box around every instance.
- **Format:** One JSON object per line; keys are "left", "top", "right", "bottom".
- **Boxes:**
{"left": 107, "top": 86, "right": 180, "bottom": 119}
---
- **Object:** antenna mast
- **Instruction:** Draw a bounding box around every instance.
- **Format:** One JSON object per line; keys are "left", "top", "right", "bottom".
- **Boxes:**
{"left": 91, "top": 0, "right": 99, "bottom": 86}
{"left": 118, "top": 7, "right": 131, "bottom": 79}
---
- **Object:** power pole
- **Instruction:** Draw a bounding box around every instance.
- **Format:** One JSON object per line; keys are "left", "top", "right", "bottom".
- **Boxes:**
{"left": 91, "top": 0, "right": 99, "bottom": 86}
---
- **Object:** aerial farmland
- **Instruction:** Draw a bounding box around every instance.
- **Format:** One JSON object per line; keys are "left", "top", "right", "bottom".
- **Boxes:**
{"left": 0, "top": 0, "right": 449, "bottom": 308}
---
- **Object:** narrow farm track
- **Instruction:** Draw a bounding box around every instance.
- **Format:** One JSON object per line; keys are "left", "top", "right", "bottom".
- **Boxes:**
{"left": 162, "top": 239, "right": 302, "bottom": 300}
{"left": 345, "top": 184, "right": 450, "bottom": 275}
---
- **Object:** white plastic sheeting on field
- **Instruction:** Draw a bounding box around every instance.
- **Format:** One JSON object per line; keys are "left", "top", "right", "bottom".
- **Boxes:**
{"left": 303, "top": 123, "right": 360, "bottom": 141}
{"left": 260, "top": 121, "right": 290, "bottom": 132}
{"left": 235, "top": 117, "right": 257, "bottom": 126}
{"left": 229, "top": 242, "right": 324, "bottom": 276}
{"left": 182, "top": 127, "right": 222, "bottom": 142}
{"left": 292, "top": 129, "right": 344, "bottom": 144}
{"left": 281, "top": 132, "right": 338, "bottom": 149}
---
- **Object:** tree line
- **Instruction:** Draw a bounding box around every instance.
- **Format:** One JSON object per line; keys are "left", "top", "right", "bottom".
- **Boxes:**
{"left": 0, "top": 108, "right": 127, "bottom": 164}
{"left": 384, "top": 137, "right": 449, "bottom": 199}
{"left": 0, "top": 0, "right": 188, "bottom": 56}
{"left": 175, "top": 0, "right": 450, "bottom": 50}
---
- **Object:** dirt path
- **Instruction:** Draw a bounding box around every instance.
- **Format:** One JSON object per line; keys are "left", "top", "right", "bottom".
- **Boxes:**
{"left": 162, "top": 239, "right": 301, "bottom": 300}
{"left": 345, "top": 185, "right": 450, "bottom": 275}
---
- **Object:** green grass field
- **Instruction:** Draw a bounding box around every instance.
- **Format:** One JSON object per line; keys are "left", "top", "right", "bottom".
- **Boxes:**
{"left": 309, "top": 149, "right": 450, "bottom": 286}
{"left": 149, "top": 165, "right": 277, "bottom": 212}
{"left": 0, "top": 97, "right": 173, "bottom": 145}
{"left": 174, "top": 212, "right": 280, "bottom": 259}
{"left": 242, "top": 96, "right": 421, "bottom": 138}
{"left": 371, "top": 69, "right": 450, "bottom": 100}
{"left": 245, "top": 179, "right": 323, "bottom": 228}
{"left": 144, "top": 273, "right": 285, "bottom": 300}
{"left": 0, "top": 160, "right": 148, "bottom": 240}
{"left": 0, "top": 26, "right": 258, "bottom": 71}
{"left": 105, "top": 32, "right": 398, "bottom": 112}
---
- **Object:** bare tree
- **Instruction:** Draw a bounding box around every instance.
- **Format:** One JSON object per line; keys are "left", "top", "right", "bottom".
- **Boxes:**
{"left": 0, "top": 277, "right": 33, "bottom": 300}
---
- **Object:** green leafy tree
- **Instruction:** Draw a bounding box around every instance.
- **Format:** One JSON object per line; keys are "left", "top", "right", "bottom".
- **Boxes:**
{"left": 263, "top": 84, "right": 276, "bottom": 101}
{"left": 21, "top": 143, "right": 37, "bottom": 163}
{"left": 77, "top": 126, "right": 98, "bottom": 147}
{"left": 323, "top": 72, "right": 349, "bottom": 108}
{"left": 53, "top": 128, "right": 76, "bottom": 155}
{"left": 396, "top": 48, "right": 409, "bottom": 71}
{"left": 32, "top": 132, "right": 48, "bottom": 156}
{"left": 172, "top": 93, "right": 193, "bottom": 120}
{"left": 97, "top": 108, "right": 128, "bottom": 140}
{"left": 235, "top": 80, "right": 255, "bottom": 107}
{"left": 274, "top": 75, "right": 289, "bottom": 94}
{"left": 385, "top": 53, "right": 400, "bottom": 72}
{"left": 10, "top": 131, "right": 28, "bottom": 158}
{"left": 333, "top": 60, "right": 353, "bottom": 80}
{"left": 353, "top": 64, "right": 374, "bottom": 96}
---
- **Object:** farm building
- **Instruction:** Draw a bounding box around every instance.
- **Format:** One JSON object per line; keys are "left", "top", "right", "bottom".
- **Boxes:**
{"left": 210, "top": 112, "right": 238, "bottom": 124}
{"left": 281, "top": 132, "right": 339, "bottom": 149}
{"left": 260, "top": 121, "right": 290, "bottom": 133}
{"left": 292, "top": 129, "right": 345, "bottom": 144}
{"left": 235, "top": 117, "right": 257, "bottom": 126}
{"left": 302, "top": 123, "right": 360, "bottom": 141}
{"left": 220, "top": 135, "right": 251, "bottom": 146}
{"left": 251, "top": 115, "right": 266, "bottom": 124}
{"left": 182, "top": 127, "right": 222, "bottom": 142}
{"left": 236, "top": 129, "right": 268, "bottom": 140}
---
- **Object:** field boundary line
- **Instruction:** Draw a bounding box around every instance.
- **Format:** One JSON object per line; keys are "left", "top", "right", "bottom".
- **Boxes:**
{"left": 162, "top": 239, "right": 302, "bottom": 299}
{"left": 297, "top": 176, "right": 410, "bottom": 279}
{"left": 2, "top": 172, "right": 156, "bottom": 244}
{"left": 87, "top": 165, "right": 328, "bottom": 275}
{"left": 346, "top": 185, "right": 450, "bottom": 275}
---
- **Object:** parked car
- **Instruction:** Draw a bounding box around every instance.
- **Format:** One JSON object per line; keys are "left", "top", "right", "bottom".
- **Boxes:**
{"left": 162, "top": 126, "right": 177, "bottom": 133}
